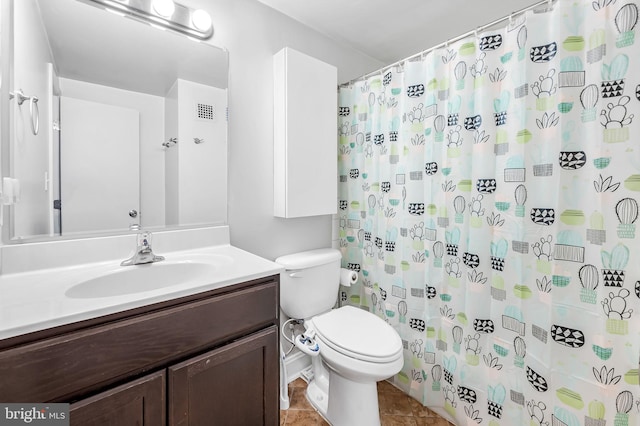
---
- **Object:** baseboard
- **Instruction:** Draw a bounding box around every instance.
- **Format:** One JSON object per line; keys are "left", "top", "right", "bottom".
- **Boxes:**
{"left": 284, "top": 350, "right": 311, "bottom": 383}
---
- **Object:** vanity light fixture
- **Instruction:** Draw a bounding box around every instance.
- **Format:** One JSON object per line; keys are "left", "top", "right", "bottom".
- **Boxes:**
{"left": 80, "top": 0, "right": 213, "bottom": 40}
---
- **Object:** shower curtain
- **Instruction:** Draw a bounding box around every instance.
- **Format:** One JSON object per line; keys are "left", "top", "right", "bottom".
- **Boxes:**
{"left": 337, "top": 1, "right": 640, "bottom": 425}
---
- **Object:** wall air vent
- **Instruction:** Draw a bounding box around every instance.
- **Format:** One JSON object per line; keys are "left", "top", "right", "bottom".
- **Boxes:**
{"left": 196, "top": 103, "right": 215, "bottom": 121}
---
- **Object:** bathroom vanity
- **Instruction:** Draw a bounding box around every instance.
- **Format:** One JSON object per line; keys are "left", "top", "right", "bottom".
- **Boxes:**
{"left": 0, "top": 236, "right": 282, "bottom": 425}
{"left": 0, "top": 275, "right": 279, "bottom": 425}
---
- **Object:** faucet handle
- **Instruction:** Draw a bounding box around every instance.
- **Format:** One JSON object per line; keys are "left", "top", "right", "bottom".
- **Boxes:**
{"left": 137, "top": 231, "right": 152, "bottom": 247}
{"left": 121, "top": 230, "right": 163, "bottom": 266}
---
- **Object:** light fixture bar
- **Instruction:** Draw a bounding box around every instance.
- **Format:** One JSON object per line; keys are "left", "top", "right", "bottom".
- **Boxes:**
{"left": 78, "top": 0, "right": 213, "bottom": 40}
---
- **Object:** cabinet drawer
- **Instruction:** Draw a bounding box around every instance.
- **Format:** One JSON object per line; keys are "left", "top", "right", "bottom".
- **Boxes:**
{"left": 0, "top": 281, "right": 277, "bottom": 403}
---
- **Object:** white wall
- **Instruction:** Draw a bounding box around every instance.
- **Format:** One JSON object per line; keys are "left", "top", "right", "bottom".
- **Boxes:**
{"left": 181, "top": 0, "right": 384, "bottom": 261}
{"left": 59, "top": 78, "right": 166, "bottom": 229}
{"left": 176, "top": 80, "right": 227, "bottom": 226}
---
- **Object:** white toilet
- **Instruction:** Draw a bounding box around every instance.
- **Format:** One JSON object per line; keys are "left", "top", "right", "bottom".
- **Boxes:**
{"left": 276, "top": 248, "right": 403, "bottom": 426}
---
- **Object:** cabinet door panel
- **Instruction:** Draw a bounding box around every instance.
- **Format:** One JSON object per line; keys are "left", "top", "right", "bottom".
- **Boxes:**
{"left": 70, "top": 370, "right": 165, "bottom": 426}
{"left": 169, "top": 327, "right": 278, "bottom": 426}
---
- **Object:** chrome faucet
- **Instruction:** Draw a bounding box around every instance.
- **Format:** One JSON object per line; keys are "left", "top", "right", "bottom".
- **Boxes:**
{"left": 121, "top": 231, "right": 165, "bottom": 266}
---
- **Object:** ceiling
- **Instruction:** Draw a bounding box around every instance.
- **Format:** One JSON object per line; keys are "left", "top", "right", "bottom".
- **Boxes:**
{"left": 255, "top": 0, "right": 540, "bottom": 65}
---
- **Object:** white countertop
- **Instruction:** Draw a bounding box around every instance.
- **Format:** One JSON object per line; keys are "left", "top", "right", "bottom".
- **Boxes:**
{"left": 0, "top": 244, "right": 283, "bottom": 341}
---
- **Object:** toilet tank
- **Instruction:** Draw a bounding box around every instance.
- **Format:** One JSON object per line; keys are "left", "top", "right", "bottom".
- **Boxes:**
{"left": 275, "top": 248, "right": 342, "bottom": 320}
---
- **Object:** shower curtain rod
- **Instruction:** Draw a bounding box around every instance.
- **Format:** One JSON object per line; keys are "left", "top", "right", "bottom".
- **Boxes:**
{"left": 340, "top": 0, "right": 556, "bottom": 87}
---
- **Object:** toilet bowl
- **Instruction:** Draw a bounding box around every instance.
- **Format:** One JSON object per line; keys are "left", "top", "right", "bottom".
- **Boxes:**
{"left": 305, "top": 306, "right": 403, "bottom": 426}
{"left": 275, "top": 249, "right": 404, "bottom": 426}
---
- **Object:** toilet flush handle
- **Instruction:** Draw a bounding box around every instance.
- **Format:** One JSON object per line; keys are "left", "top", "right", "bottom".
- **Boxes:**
{"left": 288, "top": 271, "right": 304, "bottom": 278}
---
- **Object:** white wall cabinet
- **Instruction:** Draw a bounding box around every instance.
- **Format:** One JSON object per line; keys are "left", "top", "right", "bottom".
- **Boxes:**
{"left": 273, "top": 47, "right": 337, "bottom": 218}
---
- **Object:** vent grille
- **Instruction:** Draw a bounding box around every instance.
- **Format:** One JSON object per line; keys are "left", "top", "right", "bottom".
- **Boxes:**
{"left": 197, "top": 103, "right": 215, "bottom": 120}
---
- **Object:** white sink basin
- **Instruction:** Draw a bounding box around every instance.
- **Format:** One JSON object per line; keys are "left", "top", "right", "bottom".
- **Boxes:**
{"left": 65, "top": 257, "right": 230, "bottom": 298}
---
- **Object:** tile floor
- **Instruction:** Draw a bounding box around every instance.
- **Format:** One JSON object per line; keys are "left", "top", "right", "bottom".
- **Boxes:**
{"left": 280, "top": 377, "right": 455, "bottom": 426}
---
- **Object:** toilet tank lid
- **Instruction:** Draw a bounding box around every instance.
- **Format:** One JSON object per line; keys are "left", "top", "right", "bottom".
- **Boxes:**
{"left": 275, "top": 248, "right": 341, "bottom": 270}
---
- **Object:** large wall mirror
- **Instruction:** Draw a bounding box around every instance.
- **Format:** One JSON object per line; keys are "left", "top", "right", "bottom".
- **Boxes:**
{"left": 1, "top": 0, "right": 228, "bottom": 242}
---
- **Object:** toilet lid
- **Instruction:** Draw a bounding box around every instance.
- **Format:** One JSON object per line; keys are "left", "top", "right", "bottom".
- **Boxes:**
{"left": 311, "top": 306, "right": 403, "bottom": 363}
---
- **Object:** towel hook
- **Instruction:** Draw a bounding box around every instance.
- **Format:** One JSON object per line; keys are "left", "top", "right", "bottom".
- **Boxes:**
{"left": 10, "top": 89, "right": 39, "bottom": 135}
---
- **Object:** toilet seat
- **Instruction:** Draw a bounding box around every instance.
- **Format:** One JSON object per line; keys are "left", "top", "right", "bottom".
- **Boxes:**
{"left": 310, "top": 306, "right": 403, "bottom": 363}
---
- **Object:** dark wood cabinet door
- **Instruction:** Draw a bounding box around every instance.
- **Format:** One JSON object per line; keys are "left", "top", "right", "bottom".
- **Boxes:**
{"left": 168, "top": 326, "right": 278, "bottom": 426}
{"left": 70, "top": 370, "right": 165, "bottom": 426}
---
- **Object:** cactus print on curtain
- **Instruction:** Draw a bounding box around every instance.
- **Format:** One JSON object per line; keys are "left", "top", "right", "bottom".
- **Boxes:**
{"left": 337, "top": 1, "right": 640, "bottom": 425}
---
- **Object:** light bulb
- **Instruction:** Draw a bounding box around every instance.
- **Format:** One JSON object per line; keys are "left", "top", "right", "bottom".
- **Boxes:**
{"left": 191, "top": 9, "right": 212, "bottom": 31}
{"left": 152, "top": 0, "right": 175, "bottom": 18}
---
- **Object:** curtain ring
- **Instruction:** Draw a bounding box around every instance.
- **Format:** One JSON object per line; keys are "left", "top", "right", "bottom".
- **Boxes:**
{"left": 29, "top": 96, "right": 39, "bottom": 136}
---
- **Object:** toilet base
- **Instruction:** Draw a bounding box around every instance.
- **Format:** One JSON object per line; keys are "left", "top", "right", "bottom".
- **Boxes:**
{"left": 305, "top": 356, "right": 330, "bottom": 420}
{"left": 326, "top": 371, "right": 380, "bottom": 426}
{"left": 306, "top": 362, "right": 381, "bottom": 426}
{"left": 306, "top": 379, "right": 329, "bottom": 419}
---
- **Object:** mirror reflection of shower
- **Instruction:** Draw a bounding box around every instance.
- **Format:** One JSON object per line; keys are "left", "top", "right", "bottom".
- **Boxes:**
{"left": 163, "top": 138, "right": 178, "bottom": 148}
{"left": 5, "top": 0, "right": 228, "bottom": 241}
